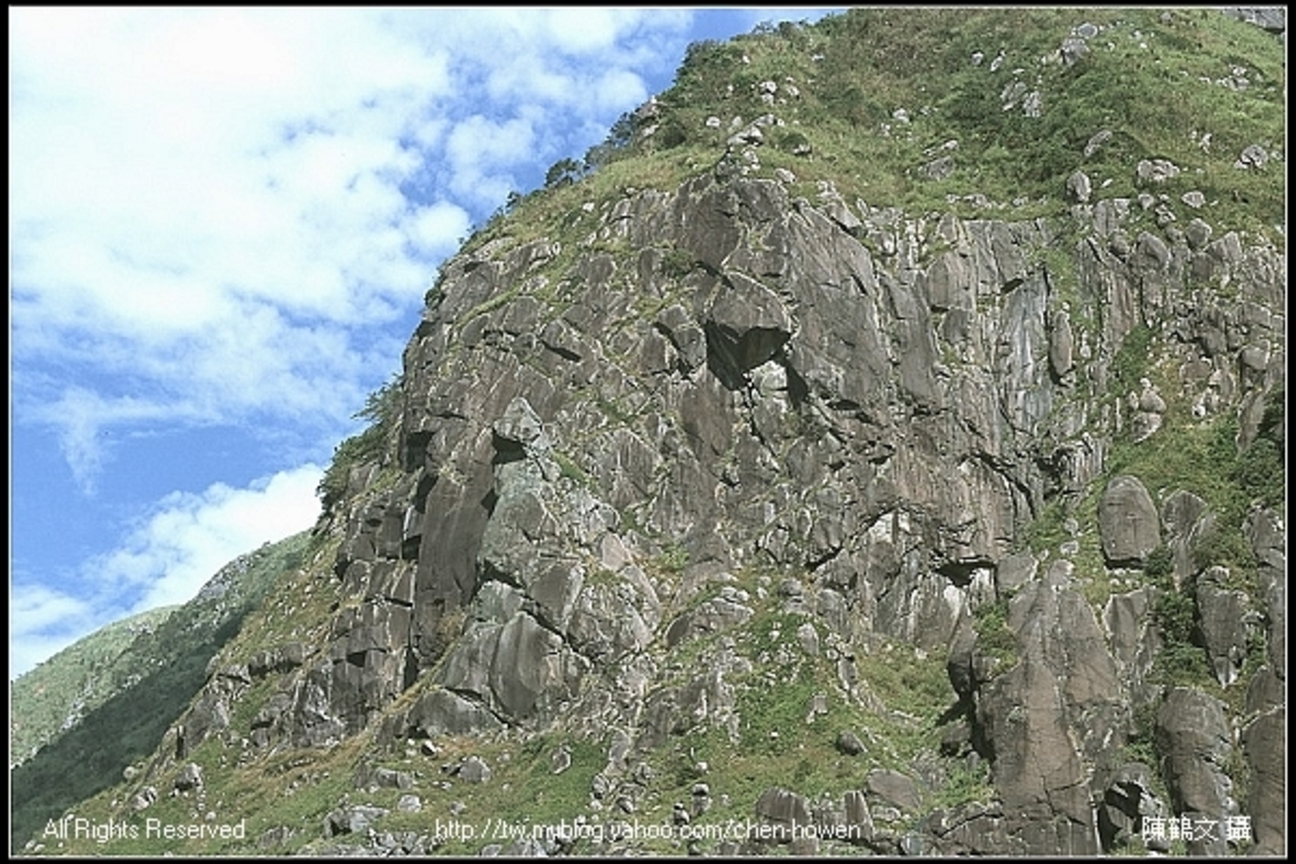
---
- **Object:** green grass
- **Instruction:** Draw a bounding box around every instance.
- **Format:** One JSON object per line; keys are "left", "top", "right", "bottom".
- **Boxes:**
{"left": 10, "top": 605, "right": 179, "bottom": 766}
{"left": 632, "top": 9, "right": 1284, "bottom": 240}
{"left": 973, "top": 599, "right": 1020, "bottom": 672}
{"left": 11, "top": 532, "right": 313, "bottom": 852}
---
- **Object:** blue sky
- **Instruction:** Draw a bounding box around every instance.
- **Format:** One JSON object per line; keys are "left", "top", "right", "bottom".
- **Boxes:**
{"left": 9, "top": 7, "right": 843, "bottom": 678}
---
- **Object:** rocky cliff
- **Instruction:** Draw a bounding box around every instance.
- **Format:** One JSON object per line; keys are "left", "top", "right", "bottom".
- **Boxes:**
{"left": 18, "top": 8, "right": 1284, "bottom": 857}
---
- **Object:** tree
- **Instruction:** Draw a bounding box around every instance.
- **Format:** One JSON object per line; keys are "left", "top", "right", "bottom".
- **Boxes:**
{"left": 544, "top": 158, "right": 582, "bottom": 188}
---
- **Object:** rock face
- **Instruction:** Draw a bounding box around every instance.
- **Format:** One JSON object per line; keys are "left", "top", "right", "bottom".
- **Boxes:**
{"left": 1155, "top": 688, "right": 1236, "bottom": 857}
{"left": 280, "top": 173, "right": 1074, "bottom": 744}
{"left": 51, "top": 9, "right": 1285, "bottom": 859}
{"left": 970, "top": 566, "right": 1122, "bottom": 854}
{"left": 118, "top": 151, "right": 1283, "bottom": 855}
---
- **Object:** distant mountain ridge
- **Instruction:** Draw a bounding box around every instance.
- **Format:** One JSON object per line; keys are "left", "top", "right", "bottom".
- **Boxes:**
{"left": 11, "top": 605, "right": 178, "bottom": 768}
{"left": 10, "top": 532, "right": 312, "bottom": 850}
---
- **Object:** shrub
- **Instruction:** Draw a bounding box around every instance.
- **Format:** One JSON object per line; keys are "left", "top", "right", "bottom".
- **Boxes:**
{"left": 317, "top": 374, "right": 403, "bottom": 510}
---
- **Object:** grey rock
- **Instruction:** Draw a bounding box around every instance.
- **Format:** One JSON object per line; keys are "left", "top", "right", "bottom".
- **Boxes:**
{"left": 404, "top": 688, "right": 502, "bottom": 738}
{"left": 324, "top": 805, "right": 389, "bottom": 837}
{"left": 1236, "top": 143, "right": 1268, "bottom": 169}
{"left": 1048, "top": 309, "right": 1074, "bottom": 379}
{"left": 174, "top": 762, "right": 203, "bottom": 792}
{"left": 1083, "top": 129, "right": 1112, "bottom": 158}
{"left": 1245, "top": 664, "right": 1285, "bottom": 715}
{"left": 458, "top": 755, "right": 492, "bottom": 783}
{"left": 665, "top": 596, "right": 753, "bottom": 648}
{"left": 940, "top": 719, "right": 972, "bottom": 756}
{"left": 1097, "top": 762, "right": 1166, "bottom": 852}
{"left": 796, "top": 621, "right": 820, "bottom": 656}
{"left": 1155, "top": 688, "right": 1234, "bottom": 856}
{"left": 1060, "top": 36, "right": 1089, "bottom": 66}
{"left": 1136, "top": 158, "right": 1181, "bottom": 184}
{"left": 1066, "top": 171, "right": 1091, "bottom": 203}
{"left": 1220, "top": 7, "right": 1286, "bottom": 33}
{"left": 1103, "top": 589, "right": 1158, "bottom": 704}
{"left": 1195, "top": 575, "right": 1254, "bottom": 686}
{"left": 754, "top": 787, "right": 812, "bottom": 840}
{"left": 1185, "top": 217, "right": 1213, "bottom": 250}
{"left": 842, "top": 789, "right": 874, "bottom": 843}
{"left": 837, "top": 730, "right": 866, "bottom": 756}
{"left": 971, "top": 577, "right": 1119, "bottom": 855}
{"left": 1098, "top": 475, "right": 1161, "bottom": 566}
{"left": 921, "top": 156, "right": 955, "bottom": 181}
{"left": 866, "top": 769, "right": 921, "bottom": 814}
{"left": 995, "top": 551, "right": 1038, "bottom": 595}
{"left": 1242, "top": 707, "right": 1286, "bottom": 854}
{"left": 130, "top": 786, "right": 158, "bottom": 811}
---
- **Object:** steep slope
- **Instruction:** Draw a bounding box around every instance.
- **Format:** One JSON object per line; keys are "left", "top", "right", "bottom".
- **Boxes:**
{"left": 11, "top": 606, "right": 177, "bottom": 769}
{"left": 10, "top": 531, "right": 313, "bottom": 851}
{"left": 20, "top": 9, "right": 1284, "bottom": 857}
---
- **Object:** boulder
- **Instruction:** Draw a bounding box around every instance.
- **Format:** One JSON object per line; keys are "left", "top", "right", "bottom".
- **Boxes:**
{"left": 1098, "top": 476, "right": 1161, "bottom": 566}
{"left": 866, "top": 769, "right": 921, "bottom": 814}
{"left": 1242, "top": 707, "right": 1286, "bottom": 855}
{"left": 1066, "top": 171, "right": 1091, "bottom": 203}
{"left": 1096, "top": 762, "right": 1166, "bottom": 852}
{"left": 754, "top": 787, "right": 813, "bottom": 841}
{"left": 1195, "top": 572, "right": 1254, "bottom": 686}
{"left": 1154, "top": 688, "right": 1234, "bottom": 857}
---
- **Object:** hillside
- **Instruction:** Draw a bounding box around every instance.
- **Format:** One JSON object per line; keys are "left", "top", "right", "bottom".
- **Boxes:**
{"left": 10, "top": 532, "right": 313, "bottom": 851}
{"left": 14, "top": 8, "right": 1285, "bottom": 857}
{"left": 11, "top": 605, "right": 178, "bottom": 768}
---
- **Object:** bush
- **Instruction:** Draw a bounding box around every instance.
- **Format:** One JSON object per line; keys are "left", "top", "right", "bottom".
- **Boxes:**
{"left": 974, "top": 599, "right": 1018, "bottom": 668}
{"left": 1144, "top": 545, "right": 1174, "bottom": 580}
{"left": 317, "top": 374, "right": 403, "bottom": 510}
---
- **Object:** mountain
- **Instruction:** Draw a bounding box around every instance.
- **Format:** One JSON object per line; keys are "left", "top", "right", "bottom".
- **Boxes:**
{"left": 11, "top": 605, "right": 178, "bottom": 768}
{"left": 10, "top": 532, "right": 313, "bottom": 851}
{"left": 13, "top": 8, "right": 1285, "bottom": 857}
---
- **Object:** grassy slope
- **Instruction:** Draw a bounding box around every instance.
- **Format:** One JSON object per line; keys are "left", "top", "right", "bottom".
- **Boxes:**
{"left": 11, "top": 531, "right": 314, "bottom": 852}
{"left": 11, "top": 606, "right": 178, "bottom": 768}
{"left": 469, "top": 8, "right": 1283, "bottom": 256}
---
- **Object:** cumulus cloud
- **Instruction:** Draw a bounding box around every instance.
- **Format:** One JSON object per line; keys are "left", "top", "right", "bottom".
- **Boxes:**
{"left": 9, "top": 465, "right": 324, "bottom": 680}
{"left": 12, "top": 8, "right": 692, "bottom": 488}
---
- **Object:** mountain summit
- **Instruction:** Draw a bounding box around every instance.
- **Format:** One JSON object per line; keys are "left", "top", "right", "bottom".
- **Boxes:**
{"left": 15, "top": 8, "right": 1285, "bottom": 857}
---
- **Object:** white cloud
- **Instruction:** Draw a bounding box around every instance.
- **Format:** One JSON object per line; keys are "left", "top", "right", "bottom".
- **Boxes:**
{"left": 9, "top": 6, "right": 703, "bottom": 679}
{"left": 407, "top": 201, "right": 473, "bottom": 254}
{"left": 8, "top": 584, "right": 97, "bottom": 684}
{"left": 9, "top": 465, "right": 325, "bottom": 679}
{"left": 11, "top": 8, "right": 695, "bottom": 489}
{"left": 32, "top": 388, "right": 211, "bottom": 494}
{"left": 104, "top": 465, "right": 324, "bottom": 611}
